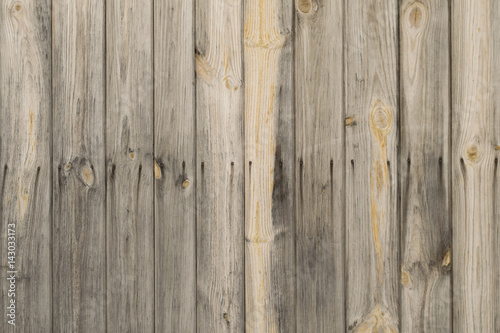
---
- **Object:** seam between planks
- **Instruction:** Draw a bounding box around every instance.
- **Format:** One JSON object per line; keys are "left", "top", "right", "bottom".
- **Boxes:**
{"left": 342, "top": 0, "right": 347, "bottom": 330}
{"left": 448, "top": 0, "right": 453, "bottom": 331}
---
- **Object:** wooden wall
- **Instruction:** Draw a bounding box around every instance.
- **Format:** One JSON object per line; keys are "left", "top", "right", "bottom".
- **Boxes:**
{"left": 0, "top": 0, "right": 498, "bottom": 332}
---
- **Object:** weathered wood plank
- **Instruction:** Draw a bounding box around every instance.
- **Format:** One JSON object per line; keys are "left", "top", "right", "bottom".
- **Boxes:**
{"left": 244, "top": 0, "right": 295, "bottom": 331}
{"left": 0, "top": 1, "right": 52, "bottom": 331}
{"left": 195, "top": 0, "right": 245, "bottom": 331}
{"left": 154, "top": 0, "right": 196, "bottom": 331}
{"left": 493, "top": 2, "right": 500, "bottom": 331}
{"left": 52, "top": 0, "right": 106, "bottom": 331}
{"left": 345, "top": 0, "right": 399, "bottom": 331}
{"left": 452, "top": 0, "right": 497, "bottom": 331}
{"left": 400, "top": 0, "right": 451, "bottom": 331}
{"left": 106, "top": 0, "right": 154, "bottom": 331}
{"left": 295, "top": 0, "right": 345, "bottom": 331}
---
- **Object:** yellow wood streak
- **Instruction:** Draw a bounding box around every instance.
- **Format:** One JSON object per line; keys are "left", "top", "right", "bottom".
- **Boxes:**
{"left": 369, "top": 100, "right": 392, "bottom": 282}
{"left": 244, "top": 0, "right": 284, "bottom": 331}
{"left": 154, "top": 161, "right": 161, "bottom": 179}
{"left": 352, "top": 305, "right": 398, "bottom": 333}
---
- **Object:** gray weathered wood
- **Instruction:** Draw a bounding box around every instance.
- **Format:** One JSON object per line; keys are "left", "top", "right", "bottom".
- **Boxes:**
{"left": 106, "top": 0, "right": 154, "bottom": 331}
{"left": 154, "top": 0, "right": 196, "bottom": 331}
{"left": 52, "top": 0, "right": 106, "bottom": 331}
{"left": 345, "top": 0, "right": 399, "bottom": 331}
{"left": 493, "top": 1, "right": 500, "bottom": 331}
{"left": 452, "top": 0, "right": 497, "bottom": 331}
{"left": 295, "top": 0, "right": 345, "bottom": 331}
{"left": 244, "top": 0, "right": 295, "bottom": 331}
{"left": 195, "top": 0, "right": 245, "bottom": 330}
{"left": 0, "top": 1, "right": 52, "bottom": 331}
{"left": 400, "top": 0, "right": 451, "bottom": 331}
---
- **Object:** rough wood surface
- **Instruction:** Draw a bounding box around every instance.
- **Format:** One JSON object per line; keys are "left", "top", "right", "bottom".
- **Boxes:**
{"left": 244, "top": 0, "right": 295, "bottom": 331}
{"left": 106, "top": 0, "right": 154, "bottom": 331}
{"left": 400, "top": 0, "right": 452, "bottom": 332}
{"left": 452, "top": 0, "right": 497, "bottom": 331}
{"left": 295, "top": 0, "right": 345, "bottom": 331}
{"left": 493, "top": 2, "right": 500, "bottom": 331}
{"left": 2, "top": 1, "right": 500, "bottom": 331}
{"left": 154, "top": 0, "right": 196, "bottom": 332}
{"left": 52, "top": 0, "right": 106, "bottom": 331}
{"left": 0, "top": 1, "right": 52, "bottom": 331}
{"left": 195, "top": 0, "right": 245, "bottom": 331}
{"left": 345, "top": 0, "right": 399, "bottom": 331}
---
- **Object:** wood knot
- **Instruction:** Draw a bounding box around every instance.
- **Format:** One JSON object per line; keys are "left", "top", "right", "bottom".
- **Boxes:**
{"left": 466, "top": 139, "right": 481, "bottom": 163}
{"left": 64, "top": 163, "right": 72, "bottom": 171}
{"left": 10, "top": 2, "right": 23, "bottom": 13}
{"left": 405, "top": 1, "right": 427, "bottom": 30}
{"left": 154, "top": 161, "right": 162, "bottom": 179}
{"left": 297, "top": 0, "right": 315, "bottom": 14}
{"left": 467, "top": 145, "right": 478, "bottom": 162}
{"left": 345, "top": 117, "right": 356, "bottom": 127}
{"left": 370, "top": 100, "right": 392, "bottom": 138}
{"left": 442, "top": 248, "right": 451, "bottom": 267}
{"left": 401, "top": 269, "right": 410, "bottom": 286}
{"left": 129, "top": 152, "right": 135, "bottom": 159}
{"left": 81, "top": 166, "right": 94, "bottom": 187}
{"left": 182, "top": 179, "right": 190, "bottom": 188}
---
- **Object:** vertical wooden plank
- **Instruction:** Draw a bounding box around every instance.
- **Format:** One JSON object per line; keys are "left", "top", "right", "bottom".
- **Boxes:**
{"left": 106, "top": 0, "right": 154, "bottom": 331}
{"left": 452, "top": 0, "right": 497, "bottom": 331}
{"left": 52, "top": 0, "right": 106, "bottom": 331}
{"left": 0, "top": 1, "right": 51, "bottom": 331}
{"left": 244, "top": 0, "right": 295, "bottom": 331}
{"left": 295, "top": 0, "right": 344, "bottom": 331}
{"left": 154, "top": 0, "right": 196, "bottom": 331}
{"left": 493, "top": 2, "right": 500, "bottom": 331}
{"left": 195, "top": 0, "right": 245, "bottom": 330}
{"left": 400, "top": 0, "right": 451, "bottom": 331}
{"left": 345, "top": 0, "right": 399, "bottom": 331}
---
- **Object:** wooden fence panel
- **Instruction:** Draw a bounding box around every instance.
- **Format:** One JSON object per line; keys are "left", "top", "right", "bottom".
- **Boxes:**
{"left": 196, "top": 0, "right": 245, "bottom": 331}
{"left": 52, "top": 0, "right": 106, "bottom": 331}
{"left": 400, "top": 0, "right": 452, "bottom": 331}
{"left": 106, "top": 0, "right": 154, "bottom": 331}
{"left": 452, "top": 0, "right": 497, "bottom": 331}
{"left": 154, "top": 0, "right": 196, "bottom": 331}
{"left": 0, "top": 1, "right": 52, "bottom": 331}
{"left": 345, "top": 0, "right": 400, "bottom": 331}
{"left": 295, "top": 0, "right": 345, "bottom": 331}
{"left": 244, "top": 0, "right": 295, "bottom": 331}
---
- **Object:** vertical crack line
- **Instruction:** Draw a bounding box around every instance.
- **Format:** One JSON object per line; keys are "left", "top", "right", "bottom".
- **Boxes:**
{"left": 396, "top": 0, "right": 402, "bottom": 330}
{"left": 448, "top": 0, "right": 453, "bottom": 330}
{"left": 342, "top": 0, "right": 347, "bottom": 329}
{"left": 50, "top": 0, "right": 54, "bottom": 330}
{"left": 193, "top": 0, "right": 198, "bottom": 330}
{"left": 104, "top": 0, "right": 108, "bottom": 331}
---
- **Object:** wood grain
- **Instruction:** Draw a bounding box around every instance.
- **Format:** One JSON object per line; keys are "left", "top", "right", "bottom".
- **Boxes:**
{"left": 493, "top": 2, "right": 500, "bottom": 331}
{"left": 196, "top": 0, "right": 245, "bottom": 331}
{"left": 345, "top": 0, "right": 399, "bottom": 331}
{"left": 244, "top": 0, "right": 295, "bottom": 331}
{"left": 295, "top": 0, "right": 345, "bottom": 331}
{"left": 400, "top": 0, "right": 451, "bottom": 331}
{"left": 452, "top": 0, "right": 496, "bottom": 331}
{"left": 52, "top": 0, "right": 106, "bottom": 331}
{"left": 154, "top": 0, "right": 196, "bottom": 332}
{"left": 0, "top": 1, "right": 52, "bottom": 331}
{"left": 106, "top": 0, "right": 154, "bottom": 331}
